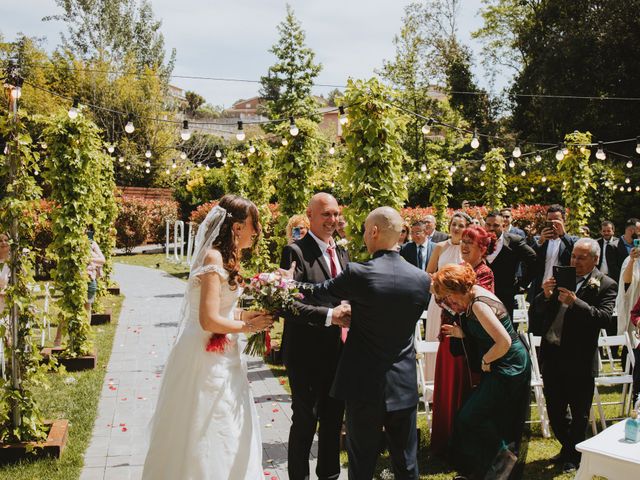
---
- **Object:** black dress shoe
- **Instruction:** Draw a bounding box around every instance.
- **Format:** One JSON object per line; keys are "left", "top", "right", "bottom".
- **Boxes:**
{"left": 561, "top": 462, "right": 578, "bottom": 473}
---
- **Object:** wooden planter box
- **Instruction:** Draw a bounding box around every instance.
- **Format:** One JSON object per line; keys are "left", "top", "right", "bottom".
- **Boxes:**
{"left": 0, "top": 419, "right": 69, "bottom": 464}
{"left": 91, "top": 309, "right": 112, "bottom": 325}
{"left": 41, "top": 347, "right": 97, "bottom": 372}
{"left": 107, "top": 286, "right": 120, "bottom": 296}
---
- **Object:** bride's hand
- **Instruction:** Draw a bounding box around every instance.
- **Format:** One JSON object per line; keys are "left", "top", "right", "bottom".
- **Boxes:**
{"left": 243, "top": 311, "right": 274, "bottom": 332}
{"left": 277, "top": 261, "right": 296, "bottom": 280}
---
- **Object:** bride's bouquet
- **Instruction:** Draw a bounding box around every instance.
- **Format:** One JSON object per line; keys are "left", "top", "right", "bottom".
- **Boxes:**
{"left": 242, "top": 272, "right": 302, "bottom": 356}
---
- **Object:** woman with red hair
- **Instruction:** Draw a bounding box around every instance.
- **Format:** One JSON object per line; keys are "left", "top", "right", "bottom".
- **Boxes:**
{"left": 430, "top": 225, "right": 496, "bottom": 457}
{"left": 433, "top": 263, "right": 530, "bottom": 479}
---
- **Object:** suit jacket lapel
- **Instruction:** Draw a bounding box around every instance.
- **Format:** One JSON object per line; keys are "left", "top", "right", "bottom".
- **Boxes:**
{"left": 337, "top": 245, "right": 349, "bottom": 270}
{"left": 302, "top": 234, "right": 331, "bottom": 280}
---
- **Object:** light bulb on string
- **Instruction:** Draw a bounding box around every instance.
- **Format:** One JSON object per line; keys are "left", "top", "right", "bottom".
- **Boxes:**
{"left": 620, "top": 186, "right": 625, "bottom": 192}
{"left": 509, "top": 159, "right": 515, "bottom": 168}
{"left": 626, "top": 160, "right": 633, "bottom": 168}
{"left": 403, "top": 175, "right": 409, "bottom": 182}
{"left": 180, "top": 151, "right": 187, "bottom": 160}
{"left": 41, "top": 142, "right": 47, "bottom": 150}
{"left": 68, "top": 98, "right": 80, "bottom": 119}
{"left": 421, "top": 118, "right": 434, "bottom": 135}
{"left": 628, "top": 186, "right": 632, "bottom": 192}
{"left": 165, "top": 168, "right": 170, "bottom": 175}
{"left": 222, "top": 157, "right": 227, "bottom": 165}
{"left": 562, "top": 145, "right": 569, "bottom": 155}
{"left": 144, "top": 160, "right": 151, "bottom": 168}
{"left": 289, "top": 117, "right": 299, "bottom": 136}
{"left": 535, "top": 154, "right": 542, "bottom": 162}
{"left": 426, "top": 173, "right": 432, "bottom": 180}
{"left": 546, "top": 187, "right": 551, "bottom": 192}
{"left": 281, "top": 138, "right": 288, "bottom": 146}
{"left": 625, "top": 177, "right": 631, "bottom": 184}
{"left": 124, "top": 114, "right": 135, "bottom": 134}
{"left": 249, "top": 141, "right": 256, "bottom": 154}
{"left": 480, "top": 181, "right": 485, "bottom": 187}
{"left": 513, "top": 186, "right": 518, "bottom": 192}
{"left": 359, "top": 157, "right": 365, "bottom": 164}
{"left": 145, "top": 148, "right": 152, "bottom": 158}
{"left": 215, "top": 146, "right": 222, "bottom": 158}
{"left": 470, "top": 130, "right": 480, "bottom": 149}
{"left": 480, "top": 163, "right": 487, "bottom": 171}
{"left": 555, "top": 144, "right": 565, "bottom": 161}
{"left": 172, "top": 159, "right": 177, "bottom": 169}
{"left": 512, "top": 146, "right": 522, "bottom": 158}
{"left": 636, "top": 137, "right": 640, "bottom": 154}
{"left": 145, "top": 168, "right": 150, "bottom": 174}
{"left": 520, "top": 170, "right": 526, "bottom": 177}
{"left": 235, "top": 121, "right": 245, "bottom": 141}
{"left": 125, "top": 164, "right": 131, "bottom": 170}
{"left": 186, "top": 168, "right": 191, "bottom": 175}
{"left": 530, "top": 187, "right": 535, "bottom": 193}
{"left": 420, "top": 164, "right": 427, "bottom": 172}
{"left": 107, "top": 145, "right": 115, "bottom": 154}
{"left": 180, "top": 120, "right": 191, "bottom": 141}
{"left": 339, "top": 106, "right": 348, "bottom": 126}
{"left": 636, "top": 186, "right": 640, "bottom": 192}
{"left": 541, "top": 175, "right": 547, "bottom": 183}
{"left": 450, "top": 165, "right": 457, "bottom": 173}
{"left": 329, "top": 142, "right": 336, "bottom": 155}
{"left": 205, "top": 165, "right": 210, "bottom": 171}
{"left": 464, "top": 176, "right": 469, "bottom": 182}
{"left": 595, "top": 141, "right": 606, "bottom": 160}
{"left": 34, "top": 169, "right": 39, "bottom": 176}
{"left": 118, "top": 156, "right": 124, "bottom": 163}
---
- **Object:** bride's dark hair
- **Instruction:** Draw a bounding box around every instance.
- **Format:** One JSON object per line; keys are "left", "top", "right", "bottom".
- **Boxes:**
{"left": 210, "top": 194, "right": 261, "bottom": 288}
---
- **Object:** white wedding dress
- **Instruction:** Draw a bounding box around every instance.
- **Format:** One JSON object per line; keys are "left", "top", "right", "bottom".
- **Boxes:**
{"left": 142, "top": 264, "right": 263, "bottom": 480}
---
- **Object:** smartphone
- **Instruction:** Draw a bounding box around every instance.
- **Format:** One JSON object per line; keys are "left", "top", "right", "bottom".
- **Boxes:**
{"left": 553, "top": 265, "right": 576, "bottom": 291}
{"left": 634, "top": 238, "right": 640, "bottom": 248}
{"left": 292, "top": 226, "right": 301, "bottom": 241}
{"left": 545, "top": 221, "right": 554, "bottom": 230}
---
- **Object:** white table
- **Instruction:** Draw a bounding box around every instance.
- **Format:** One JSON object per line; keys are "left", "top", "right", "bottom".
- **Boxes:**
{"left": 575, "top": 420, "right": 640, "bottom": 479}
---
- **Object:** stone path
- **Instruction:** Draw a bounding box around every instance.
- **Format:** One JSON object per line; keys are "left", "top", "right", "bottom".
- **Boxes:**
{"left": 80, "top": 263, "right": 333, "bottom": 480}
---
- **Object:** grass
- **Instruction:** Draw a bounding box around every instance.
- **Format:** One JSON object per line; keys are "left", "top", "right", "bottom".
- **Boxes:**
{"left": 0, "top": 289, "right": 123, "bottom": 480}
{"left": 115, "top": 252, "right": 630, "bottom": 479}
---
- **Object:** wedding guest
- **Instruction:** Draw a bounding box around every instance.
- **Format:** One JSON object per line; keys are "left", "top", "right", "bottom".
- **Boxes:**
{"left": 500, "top": 208, "right": 525, "bottom": 238}
{"left": 279, "top": 193, "right": 350, "bottom": 480}
{"left": 578, "top": 226, "right": 591, "bottom": 238}
{"left": 422, "top": 212, "right": 471, "bottom": 386}
{"left": 336, "top": 214, "right": 348, "bottom": 240}
{"left": 596, "top": 221, "right": 622, "bottom": 282}
{"left": 54, "top": 226, "right": 106, "bottom": 347}
{"left": 629, "top": 296, "right": 640, "bottom": 399}
{"left": 430, "top": 225, "right": 496, "bottom": 457}
{"left": 616, "top": 247, "right": 640, "bottom": 347}
{"left": 617, "top": 217, "right": 640, "bottom": 261}
{"left": 436, "top": 263, "right": 531, "bottom": 480}
{"left": 398, "top": 221, "right": 410, "bottom": 246}
{"left": 530, "top": 238, "right": 617, "bottom": 473}
{"left": 285, "top": 214, "right": 310, "bottom": 245}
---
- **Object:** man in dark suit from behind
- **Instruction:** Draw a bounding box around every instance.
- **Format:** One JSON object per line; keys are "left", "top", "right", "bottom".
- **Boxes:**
{"left": 529, "top": 238, "right": 617, "bottom": 473}
{"left": 279, "top": 192, "right": 351, "bottom": 480}
{"left": 484, "top": 211, "right": 537, "bottom": 317}
{"left": 284, "top": 207, "right": 430, "bottom": 480}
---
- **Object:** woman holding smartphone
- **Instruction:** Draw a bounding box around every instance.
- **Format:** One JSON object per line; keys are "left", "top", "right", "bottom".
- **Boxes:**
{"left": 285, "top": 214, "right": 310, "bottom": 244}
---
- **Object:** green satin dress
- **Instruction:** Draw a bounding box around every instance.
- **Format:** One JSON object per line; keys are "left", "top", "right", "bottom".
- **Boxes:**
{"left": 450, "top": 296, "right": 531, "bottom": 479}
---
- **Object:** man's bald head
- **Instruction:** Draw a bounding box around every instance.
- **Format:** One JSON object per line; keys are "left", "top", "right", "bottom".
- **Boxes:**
{"left": 364, "top": 207, "right": 403, "bottom": 253}
{"left": 306, "top": 192, "right": 340, "bottom": 242}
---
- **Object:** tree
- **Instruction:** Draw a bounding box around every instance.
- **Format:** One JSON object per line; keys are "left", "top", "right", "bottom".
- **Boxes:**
{"left": 480, "top": 148, "right": 507, "bottom": 209}
{"left": 185, "top": 91, "right": 206, "bottom": 116}
{"left": 259, "top": 4, "right": 322, "bottom": 122}
{"left": 326, "top": 88, "right": 343, "bottom": 107}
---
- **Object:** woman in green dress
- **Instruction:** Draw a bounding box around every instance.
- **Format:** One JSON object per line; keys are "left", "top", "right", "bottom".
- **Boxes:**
{"left": 433, "top": 263, "right": 530, "bottom": 480}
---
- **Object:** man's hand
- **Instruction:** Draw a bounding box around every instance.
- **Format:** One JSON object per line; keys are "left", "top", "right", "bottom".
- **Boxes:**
{"left": 557, "top": 287, "right": 576, "bottom": 306}
{"left": 542, "top": 277, "right": 556, "bottom": 299}
{"left": 538, "top": 227, "right": 554, "bottom": 245}
{"left": 332, "top": 303, "right": 351, "bottom": 328}
{"left": 551, "top": 219, "right": 566, "bottom": 237}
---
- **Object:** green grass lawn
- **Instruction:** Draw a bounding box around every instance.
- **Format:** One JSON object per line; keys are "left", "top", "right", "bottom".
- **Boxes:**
{"left": 0, "top": 289, "right": 123, "bottom": 480}
{"left": 115, "top": 252, "right": 630, "bottom": 479}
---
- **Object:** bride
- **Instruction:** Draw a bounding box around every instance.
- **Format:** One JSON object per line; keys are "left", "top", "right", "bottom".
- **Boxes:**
{"left": 142, "top": 194, "right": 274, "bottom": 480}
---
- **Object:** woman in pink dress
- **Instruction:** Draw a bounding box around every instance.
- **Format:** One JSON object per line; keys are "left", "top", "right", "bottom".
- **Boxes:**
{"left": 430, "top": 225, "right": 496, "bottom": 456}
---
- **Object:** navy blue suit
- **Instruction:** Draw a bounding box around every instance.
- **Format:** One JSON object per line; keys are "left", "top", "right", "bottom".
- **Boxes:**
{"left": 300, "top": 250, "right": 430, "bottom": 480}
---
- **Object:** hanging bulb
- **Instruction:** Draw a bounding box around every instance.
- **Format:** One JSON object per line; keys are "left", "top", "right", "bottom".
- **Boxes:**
{"left": 236, "top": 121, "right": 245, "bottom": 141}
{"left": 620, "top": 186, "right": 625, "bottom": 192}
{"left": 329, "top": 142, "right": 336, "bottom": 155}
{"left": 562, "top": 145, "right": 569, "bottom": 155}
{"left": 626, "top": 160, "right": 633, "bottom": 168}
{"left": 625, "top": 177, "right": 631, "bottom": 184}
{"left": 125, "top": 164, "right": 131, "bottom": 170}
{"left": 249, "top": 141, "right": 256, "bottom": 154}
{"left": 34, "top": 169, "right": 39, "bottom": 176}
{"left": 555, "top": 144, "right": 565, "bottom": 161}
{"left": 628, "top": 186, "right": 632, "bottom": 192}
{"left": 403, "top": 175, "right": 409, "bottom": 182}
{"left": 426, "top": 173, "right": 432, "bottom": 180}
{"left": 41, "top": 142, "right": 47, "bottom": 150}
{"left": 124, "top": 114, "right": 135, "bottom": 133}
{"left": 222, "top": 157, "right": 227, "bottom": 165}
{"left": 180, "top": 120, "right": 191, "bottom": 141}
{"left": 464, "top": 176, "right": 469, "bottom": 182}
{"left": 509, "top": 159, "right": 515, "bottom": 168}
{"left": 205, "top": 165, "right": 210, "bottom": 171}
{"left": 480, "top": 181, "right": 485, "bottom": 187}
{"left": 420, "top": 164, "right": 427, "bottom": 172}
{"left": 535, "top": 154, "right": 542, "bottom": 162}
{"left": 281, "top": 138, "right": 288, "bottom": 146}
{"left": 480, "top": 163, "right": 487, "bottom": 172}
{"left": 180, "top": 151, "right": 187, "bottom": 160}
{"left": 339, "top": 106, "right": 348, "bottom": 126}
{"left": 145, "top": 148, "right": 152, "bottom": 158}
{"left": 144, "top": 160, "right": 151, "bottom": 168}
{"left": 470, "top": 130, "right": 480, "bottom": 149}
{"left": 107, "top": 145, "right": 115, "bottom": 154}
{"left": 196, "top": 161, "right": 202, "bottom": 168}
{"left": 541, "top": 175, "right": 547, "bottom": 183}
{"left": 513, "top": 186, "right": 518, "bottom": 192}
{"left": 172, "top": 159, "right": 177, "bottom": 169}
{"left": 512, "top": 146, "right": 522, "bottom": 158}
{"left": 67, "top": 98, "right": 79, "bottom": 119}
{"left": 520, "top": 170, "right": 526, "bottom": 177}
{"left": 215, "top": 145, "right": 222, "bottom": 158}
{"left": 165, "top": 168, "right": 170, "bottom": 175}
{"left": 636, "top": 137, "right": 640, "bottom": 154}
{"left": 421, "top": 118, "right": 434, "bottom": 135}
{"left": 145, "top": 168, "right": 150, "bottom": 174}
{"left": 289, "top": 117, "right": 299, "bottom": 136}
{"left": 118, "top": 156, "right": 124, "bottom": 163}
{"left": 636, "top": 186, "right": 640, "bottom": 192}
{"left": 546, "top": 187, "right": 551, "bottom": 192}
{"left": 359, "top": 157, "right": 365, "bottom": 163}
{"left": 450, "top": 165, "right": 457, "bottom": 173}
{"left": 595, "top": 141, "right": 606, "bottom": 160}
{"left": 186, "top": 168, "right": 191, "bottom": 175}
{"left": 530, "top": 187, "right": 535, "bottom": 192}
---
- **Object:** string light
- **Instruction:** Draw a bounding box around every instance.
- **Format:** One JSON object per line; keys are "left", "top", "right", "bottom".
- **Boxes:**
{"left": 421, "top": 118, "right": 433, "bottom": 135}
{"left": 222, "top": 157, "right": 227, "bottom": 164}
{"left": 215, "top": 145, "right": 222, "bottom": 158}
{"left": 289, "top": 117, "right": 299, "bottom": 136}
{"left": 41, "top": 142, "right": 47, "bottom": 150}
{"left": 512, "top": 146, "right": 522, "bottom": 158}
{"left": 595, "top": 141, "right": 606, "bottom": 160}
{"left": 513, "top": 186, "right": 519, "bottom": 192}
{"left": 145, "top": 148, "right": 152, "bottom": 158}
{"left": 421, "top": 164, "right": 427, "bottom": 172}
{"left": 625, "top": 177, "right": 631, "bottom": 184}
{"left": 236, "top": 121, "right": 245, "bottom": 141}
{"left": 180, "top": 151, "right": 187, "bottom": 160}
{"left": 464, "top": 176, "right": 469, "bottom": 182}
{"left": 628, "top": 186, "right": 632, "bottom": 192}
{"left": 535, "top": 154, "right": 542, "bottom": 162}
{"left": 172, "top": 159, "right": 177, "bottom": 169}
{"left": 636, "top": 137, "right": 640, "bottom": 154}
{"left": 68, "top": 98, "right": 79, "bottom": 119}
{"left": 520, "top": 170, "right": 526, "bottom": 177}
{"left": 562, "top": 145, "right": 569, "bottom": 155}
{"left": 530, "top": 187, "right": 535, "bottom": 192}
{"left": 339, "top": 106, "right": 348, "bottom": 126}
{"left": 403, "top": 175, "right": 409, "bottom": 182}
{"left": 107, "top": 145, "right": 115, "bottom": 154}
{"left": 555, "top": 144, "right": 565, "bottom": 161}
{"left": 248, "top": 141, "right": 256, "bottom": 154}
{"left": 627, "top": 160, "right": 633, "bottom": 168}
{"left": 620, "top": 186, "right": 625, "bottom": 192}
{"left": 180, "top": 120, "right": 191, "bottom": 141}
{"left": 636, "top": 186, "right": 640, "bottom": 192}
{"left": 546, "top": 187, "right": 551, "bottom": 192}
{"left": 125, "top": 164, "right": 131, "bottom": 170}
{"left": 118, "top": 156, "right": 124, "bottom": 163}
{"left": 329, "top": 142, "right": 336, "bottom": 155}
{"left": 186, "top": 168, "right": 191, "bottom": 175}
{"left": 541, "top": 175, "right": 547, "bottom": 182}
{"left": 145, "top": 168, "right": 150, "bottom": 174}
{"left": 124, "top": 114, "right": 135, "bottom": 133}
{"left": 480, "top": 181, "right": 485, "bottom": 186}
{"left": 470, "top": 131, "right": 480, "bottom": 149}
{"left": 165, "top": 168, "right": 170, "bottom": 175}
{"left": 450, "top": 165, "right": 457, "bottom": 173}
{"left": 480, "top": 163, "right": 486, "bottom": 171}
{"left": 144, "top": 160, "right": 151, "bottom": 168}
{"left": 281, "top": 138, "right": 288, "bottom": 146}
{"left": 196, "top": 161, "right": 202, "bottom": 167}
{"left": 509, "top": 159, "right": 515, "bottom": 168}
{"left": 205, "top": 165, "right": 210, "bottom": 171}
{"left": 426, "top": 173, "right": 432, "bottom": 180}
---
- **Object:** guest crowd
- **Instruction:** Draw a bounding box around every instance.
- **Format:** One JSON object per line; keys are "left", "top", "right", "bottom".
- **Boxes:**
{"left": 279, "top": 200, "right": 639, "bottom": 479}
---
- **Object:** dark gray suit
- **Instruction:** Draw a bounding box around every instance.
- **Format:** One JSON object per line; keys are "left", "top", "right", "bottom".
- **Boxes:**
{"left": 300, "top": 250, "right": 430, "bottom": 480}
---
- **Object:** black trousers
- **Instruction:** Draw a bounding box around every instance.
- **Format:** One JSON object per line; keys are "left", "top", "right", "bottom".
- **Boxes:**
{"left": 543, "top": 371, "right": 594, "bottom": 464}
{"left": 287, "top": 365, "right": 345, "bottom": 480}
{"left": 345, "top": 399, "right": 418, "bottom": 480}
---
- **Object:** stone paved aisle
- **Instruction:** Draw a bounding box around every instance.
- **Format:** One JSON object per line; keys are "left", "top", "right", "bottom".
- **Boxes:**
{"left": 80, "top": 263, "right": 340, "bottom": 480}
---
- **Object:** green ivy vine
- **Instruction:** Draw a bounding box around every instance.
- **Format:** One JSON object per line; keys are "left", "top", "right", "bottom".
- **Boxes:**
{"left": 481, "top": 147, "right": 507, "bottom": 210}
{"left": 427, "top": 157, "right": 453, "bottom": 228}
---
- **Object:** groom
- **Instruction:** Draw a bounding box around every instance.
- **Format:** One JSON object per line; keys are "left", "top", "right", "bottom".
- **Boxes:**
{"left": 284, "top": 206, "right": 430, "bottom": 480}
{"left": 280, "top": 193, "right": 351, "bottom": 480}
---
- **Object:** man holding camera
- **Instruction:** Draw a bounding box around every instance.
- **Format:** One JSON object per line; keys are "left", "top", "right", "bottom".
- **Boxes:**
{"left": 530, "top": 238, "right": 617, "bottom": 473}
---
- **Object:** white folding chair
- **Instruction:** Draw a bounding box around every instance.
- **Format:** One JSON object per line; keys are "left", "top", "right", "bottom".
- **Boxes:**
{"left": 414, "top": 322, "right": 439, "bottom": 431}
{"left": 527, "top": 334, "right": 551, "bottom": 438}
{"left": 513, "top": 294, "right": 529, "bottom": 331}
{"left": 598, "top": 329, "right": 622, "bottom": 373}
{"left": 593, "top": 332, "right": 636, "bottom": 430}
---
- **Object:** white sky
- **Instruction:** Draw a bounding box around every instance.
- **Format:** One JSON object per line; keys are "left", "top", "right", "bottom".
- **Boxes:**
{"left": 1, "top": 0, "right": 509, "bottom": 107}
